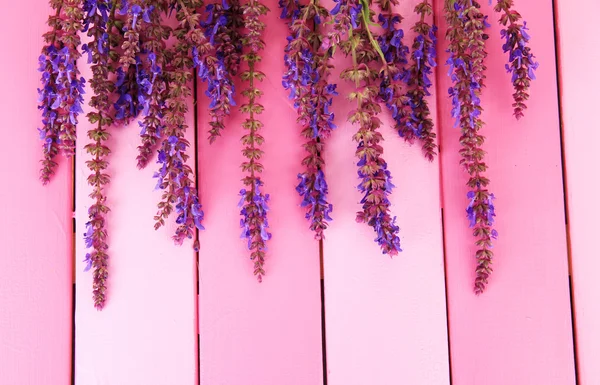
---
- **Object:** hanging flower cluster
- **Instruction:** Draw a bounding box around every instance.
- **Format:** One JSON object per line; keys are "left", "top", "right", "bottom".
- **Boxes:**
{"left": 237, "top": 0, "right": 272, "bottom": 281}
{"left": 38, "top": 0, "right": 85, "bottom": 184}
{"left": 445, "top": 0, "right": 537, "bottom": 292}
{"left": 280, "top": 0, "right": 335, "bottom": 240}
{"left": 38, "top": 0, "right": 537, "bottom": 307}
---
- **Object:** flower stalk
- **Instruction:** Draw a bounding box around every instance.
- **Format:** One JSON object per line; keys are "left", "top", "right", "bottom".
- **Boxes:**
{"left": 281, "top": 0, "right": 336, "bottom": 239}
{"left": 494, "top": 0, "right": 538, "bottom": 119}
{"left": 238, "top": 0, "right": 271, "bottom": 281}
{"left": 332, "top": 0, "right": 402, "bottom": 256}
{"left": 445, "top": 0, "right": 497, "bottom": 293}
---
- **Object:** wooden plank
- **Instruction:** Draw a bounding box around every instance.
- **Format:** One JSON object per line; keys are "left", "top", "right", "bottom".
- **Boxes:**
{"left": 197, "top": 6, "right": 324, "bottom": 385}
{"left": 322, "top": 2, "right": 450, "bottom": 384}
{"left": 0, "top": 1, "right": 73, "bottom": 384}
{"left": 74, "top": 67, "right": 198, "bottom": 385}
{"left": 555, "top": 0, "right": 600, "bottom": 383}
{"left": 434, "top": 0, "right": 576, "bottom": 384}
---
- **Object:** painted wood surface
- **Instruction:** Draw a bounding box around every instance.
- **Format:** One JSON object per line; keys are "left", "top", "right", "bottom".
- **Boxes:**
{"left": 434, "top": 0, "right": 576, "bottom": 384}
{"left": 0, "top": 1, "right": 73, "bottom": 384}
{"left": 196, "top": 6, "right": 324, "bottom": 385}
{"left": 322, "top": 2, "right": 450, "bottom": 384}
{"left": 3, "top": 1, "right": 599, "bottom": 385}
{"left": 74, "top": 66, "right": 198, "bottom": 385}
{"left": 555, "top": 1, "right": 600, "bottom": 384}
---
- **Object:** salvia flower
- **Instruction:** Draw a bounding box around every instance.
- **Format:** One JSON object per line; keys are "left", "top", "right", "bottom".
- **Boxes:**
{"left": 333, "top": 0, "right": 402, "bottom": 255}
{"left": 281, "top": 0, "right": 336, "bottom": 239}
{"left": 238, "top": 0, "right": 271, "bottom": 280}
{"left": 136, "top": 0, "right": 169, "bottom": 169}
{"left": 82, "top": 0, "right": 115, "bottom": 309}
{"left": 201, "top": 1, "right": 238, "bottom": 143}
{"left": 38, "top": 0, "right": 86, "bottom": 184}
{"left": 494, "top": 0, "right": 538, "bottom": 119}
{"left": 375, "top": 4, "right": 414, "bottom": 142}
{"left": 404, "top": 0, "right": 438, "bottom": 161}
{"left": 154, "top": 0, "right": 208, "bottom": 252}
{"left": 445, "top": 0, "right": 497, "bottom": 293}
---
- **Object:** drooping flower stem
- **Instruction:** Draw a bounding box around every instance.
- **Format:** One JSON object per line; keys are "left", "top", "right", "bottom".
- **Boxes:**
{"left": 376, "top": 1, "right": 412, "bottom": 142}
{"left": 38, "top": 0, "right": 86, "bottom": 184}
{"left": 332, "top": 0, "right": 402, "bottom": 255}
{"left": 38, "top": 5, "right": 64, "bottom": 185}
{"left": 494, "top": 0, "right": 538, "bottom": 119}
{"left": 82, "top": 0, "right": 116, "bottom": 310}
{"left": 406, "top": 0, "right": 437, "bottom": 161}
{"left": 153, "top": 0, "right": 206, "bottom": 251}
{"left": 201, "top": 0, "right": 239, "bottom": 143}
{"left": 281, "top": 0, "right": 335, "bottom": 239}
{"left": 238, "top": 0, "right": 271, "bottom": 281}
{"left": 446, "top": 0, "right": 497, "bottom": 293}
{"left": 136, "top": 0, "right": 170, "bottom": 169}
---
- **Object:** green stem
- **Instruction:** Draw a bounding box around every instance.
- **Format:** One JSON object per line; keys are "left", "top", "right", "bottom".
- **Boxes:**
{"left": 359, "top": 0, "right": 386, "bottom": 65}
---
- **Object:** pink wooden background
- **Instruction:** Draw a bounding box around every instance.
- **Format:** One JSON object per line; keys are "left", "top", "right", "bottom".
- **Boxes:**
{"left": 1, "top": 0, "right": 597, "bottom": 384}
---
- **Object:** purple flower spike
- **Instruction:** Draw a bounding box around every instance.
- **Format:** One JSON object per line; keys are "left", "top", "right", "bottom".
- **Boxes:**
{"left": 446, "top": 0, "right": 497, "bottom": 294}
{"left": 200, "top": 0, "right": 241, "bottom": 143}
{"left": 153, "top": 1, "right": 209, "bottom": 255}
{"left": 38, "top": 1, "right": 85, "bottom": 184}
{"left": 81, "top": 0, "right": 115, "bottom": 310}
{"left": 494, "top": 0, "right": 538, "bottom": 119}
{"left": 281, "top": 0, "right": 336, "bottom": 239}
{"left": 403, "top": 1, "right": 438, "bottom": 161}
{"left": 377, "top": 1, "right": 437, "bottom": 162}
{"left": 238, "top": 0, "right": 271, "bottom": 281}
{"left": 332, "top": 0, "right": 402, "bottom": 256}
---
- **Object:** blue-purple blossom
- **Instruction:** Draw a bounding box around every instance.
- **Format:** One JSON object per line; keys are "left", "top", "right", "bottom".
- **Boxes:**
{"left": 495, "top": 0, "right": 539, "bottom": 119}
{"left": 446, "top": 0, "right": 497, "bottom": 294}
{"left": 281, "top": 0, "right": 336, "bottom": 238}
{"left": 356, "top": 154, "right": 402, "bottom": 254}
{"left": 239, "top": 181, "right": 272, "bottom": 250}
{"left": 154, "top": 134, "right": 205, "bottom": 250}
{"left": 199, "top": 3, "right": 237, "bottom": 143}
{"left": 38, "top": 3, "right": 86, "bottom": 184}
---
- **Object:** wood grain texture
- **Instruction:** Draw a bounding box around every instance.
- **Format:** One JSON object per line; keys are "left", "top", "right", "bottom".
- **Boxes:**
{"left": 322, "top": 2, "right": 450, "bottom": 384}
{"left": 0, "top": 1, "right": 73, "bottom": 384}
{"left": 434, "top": 0, "right": 576, "bottom": 384}
{"left": 555, "top": 0, "right": 600, "bottom": 383}
{"left": 196, "top": 6, "right": 324, "bottom": 385}
{"left": 74, "top": 73, "right": 198, "bottom": 385}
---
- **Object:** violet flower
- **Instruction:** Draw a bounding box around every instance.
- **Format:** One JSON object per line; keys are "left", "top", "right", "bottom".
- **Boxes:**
{"left": 332, "top": 0, "right": 402, "bottom": 256}
{"left": 404, "top": 0, "right": 437, "bottom": 161}
{"left": 238, "top": 0, "right": 271, "bottom": 281}
{"left": 201, "top": 1, "right": 237, "bottom": 143}
{"left": 494, "top": 0, "right": 538, "bottom": 119}
{"left": 136, "top": 0, "right": 168, "bottom": 169}
{"left": 81, "top": 0, "right": 115, "bottom": 309}
{"left": 38, "top": 1, "right": 86, "bottom": 184}
{"left": 376, "top": 8, "right": 413, "bottom": 142}
{"left": 281, "top": 0, "right": 336, "bottom": 239}
{"left": 445, "top": 0, "right": 497, "bottom": 293}
{"left": 114, "top": 0, "right": 154, "bottom": 124}
{"left": 154, "top": 1, "right": 207, "bottom": 252}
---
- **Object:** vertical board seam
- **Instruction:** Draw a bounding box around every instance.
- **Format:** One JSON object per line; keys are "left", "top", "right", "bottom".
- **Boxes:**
{"left": 319, "top": 240, "right": 328, "bottom": 385}
{"left": 71, "top": 143, "right": 77, "bottom": 385}
{"left": 432, "top": 1, "right": 453, "bottom": 383}
{"left": 551, "top": 1, "right": 579, "bottom": 384}
{"left": 193, "top": 73, "right": 201, "bottom": 385}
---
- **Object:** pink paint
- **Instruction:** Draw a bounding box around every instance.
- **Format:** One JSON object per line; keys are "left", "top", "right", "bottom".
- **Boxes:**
{"left": 0, "top": 0, "right": 73, "bottom": 383}
{"left": 555, "top": 0, "right": 600, "bottom": 383}
{"left": 3, "top": 1, "right": 595, "bottom": 384}
{"left": 196, "top": 5, "right": 324, "bottom": 385}
{"left": 74, "top": 59, "right": 198, "bottom": 385}
{"left": 322, "top": 2, "right": 450, "bottom": 384}
{"left": 434, "top": 0, "right": 576, "bottom": 384}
